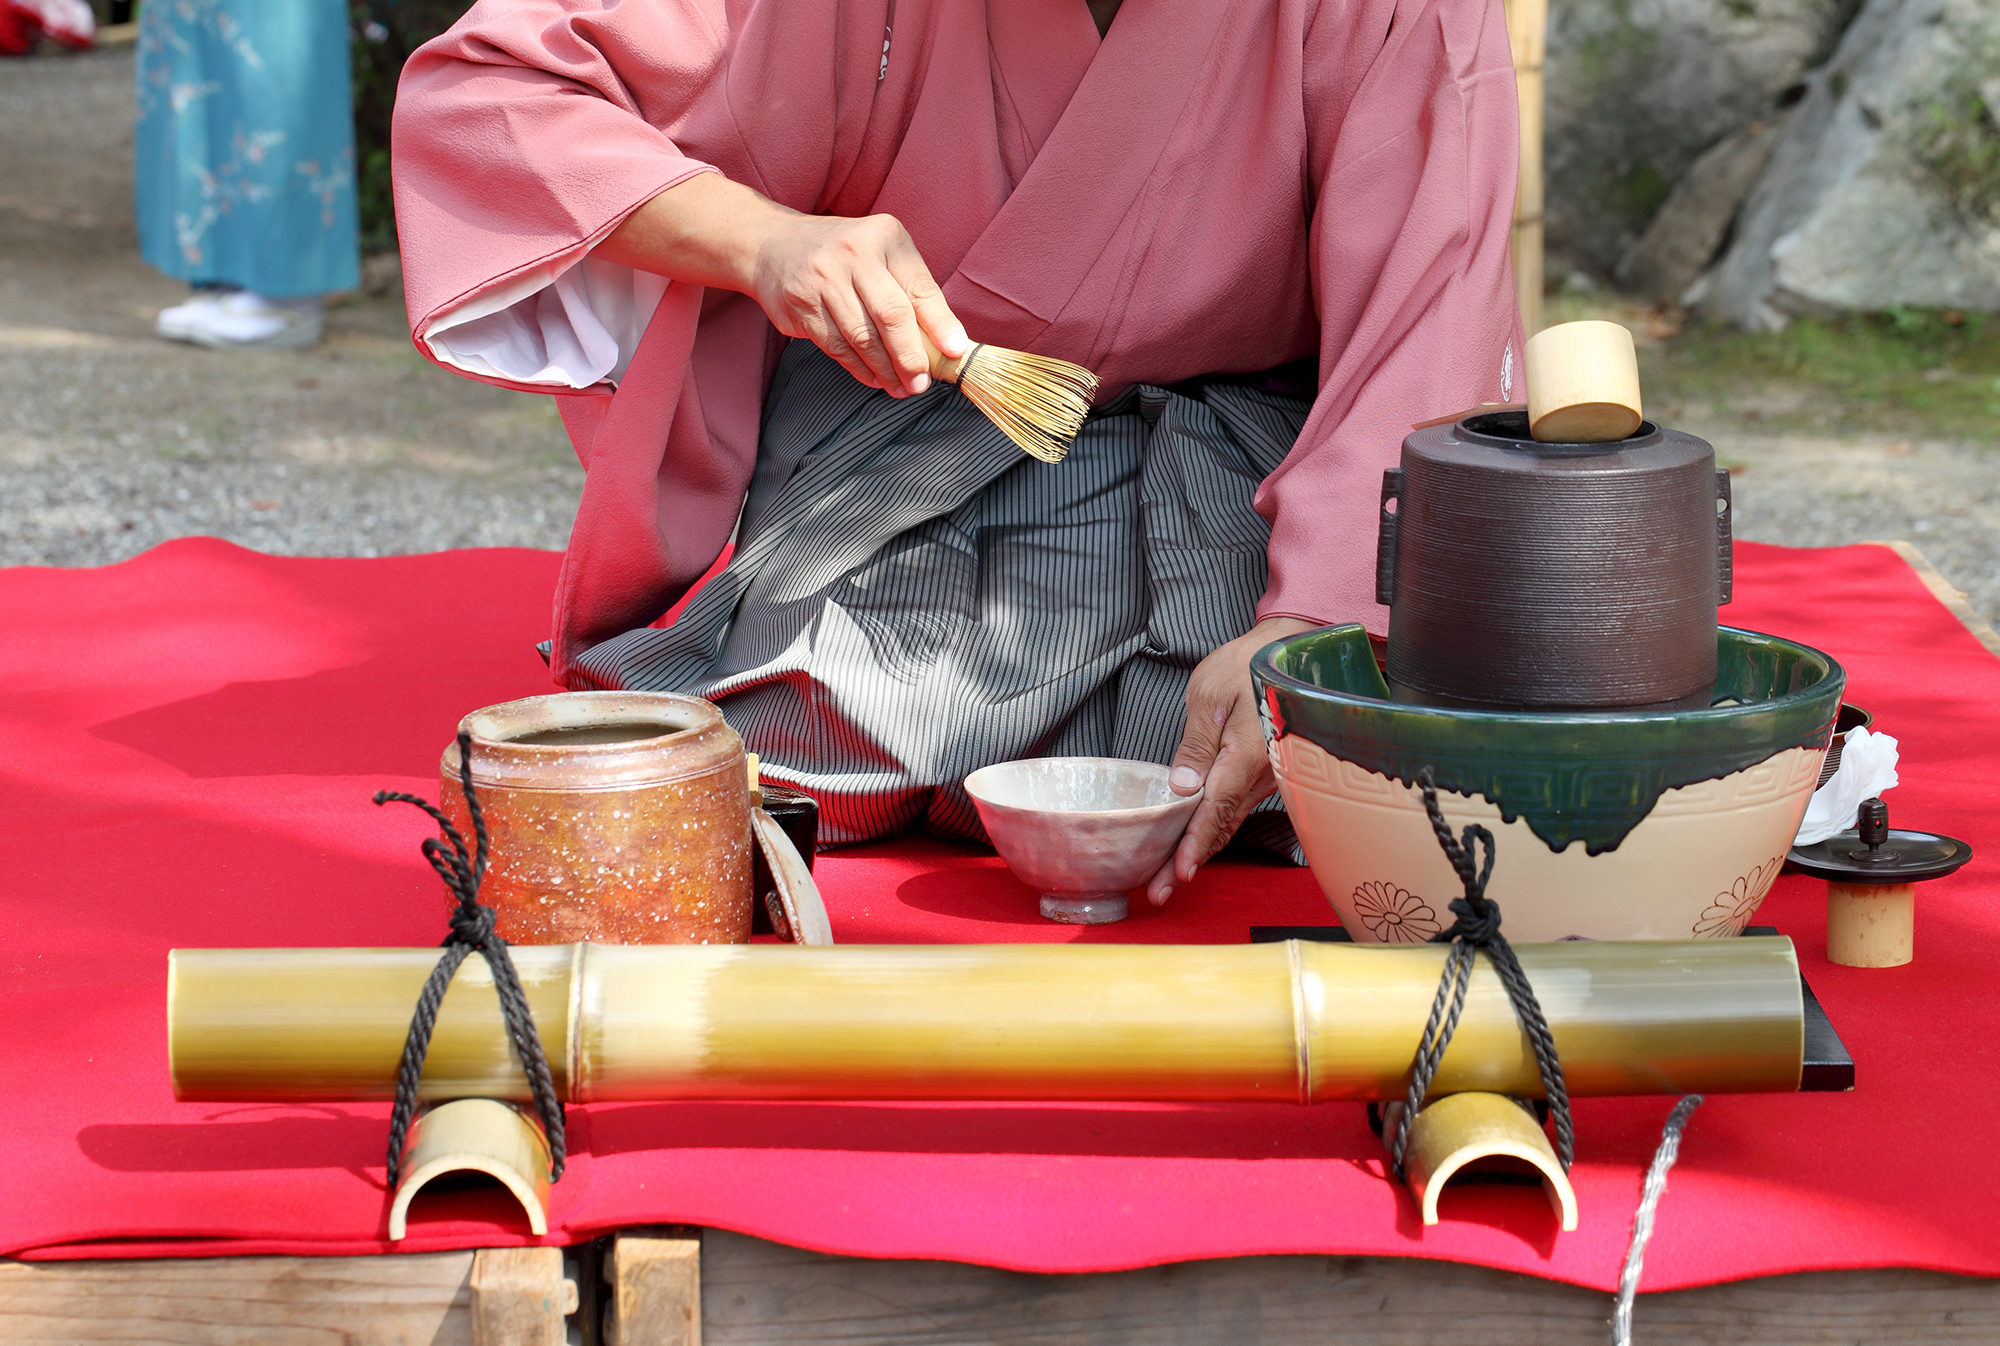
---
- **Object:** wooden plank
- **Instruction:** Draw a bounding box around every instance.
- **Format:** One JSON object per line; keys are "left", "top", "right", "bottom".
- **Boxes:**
{"left": 1874, "top": 539, "right": 2000, "bottom": 660}
{"left": 1645, "top": 1267, "right": 2000, "bottom": 1343}
{"left": 0, "top": 1250, "right": 475, "bottom": 1345}
{"left": 698, "top": 1229, "right": 2000, "bottom": 1345}
{"left": 607, "top": 1230, "right": 702, "bottom": 1346}
{"left": 5, "top": 1236, "right": 1998, "bottom": 1344}
{"left": 471, "top": 1245, "right": 574, "bottom": 1346}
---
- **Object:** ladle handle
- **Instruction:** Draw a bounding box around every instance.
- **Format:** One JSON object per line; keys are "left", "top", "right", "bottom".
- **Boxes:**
{"left": 1715, "top": 468, "right": 1734, "bottom": 606}
{"left": 1376, "top": 469, "right": 1403, "bottom": 607}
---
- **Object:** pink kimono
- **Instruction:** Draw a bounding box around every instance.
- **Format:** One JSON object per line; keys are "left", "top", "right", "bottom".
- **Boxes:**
{"left": 394, "top": 0, "right": 1524, "bottom": 686}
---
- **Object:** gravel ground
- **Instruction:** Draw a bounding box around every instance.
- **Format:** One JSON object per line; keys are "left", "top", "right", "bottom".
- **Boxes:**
{"left": 5, "top": 46, "right": 1997, "bottom": 630}
{"left": 1699, "top": 434, "right": 2000, "bottom": 627}
{"left": 0, "top": 45, "right": 582, "bottom": 571}
{"left": 0, "top": 324, "right": 582, "bottom": 565}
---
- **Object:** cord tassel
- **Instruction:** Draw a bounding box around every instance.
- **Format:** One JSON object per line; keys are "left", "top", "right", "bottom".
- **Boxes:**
{"left": 1389, "top": 765, "right": 1573, "bottom": 1182}
{"left": 373, "top": 731, "right": 566, "bottom": 1185}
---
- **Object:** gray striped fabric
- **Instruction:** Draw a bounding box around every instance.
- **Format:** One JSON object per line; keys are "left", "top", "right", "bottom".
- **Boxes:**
{"left": 573, "top": 342, "right": 1308, "bottom": 857}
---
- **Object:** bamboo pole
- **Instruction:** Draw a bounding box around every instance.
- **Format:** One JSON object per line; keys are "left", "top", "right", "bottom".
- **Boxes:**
{"left": 1506, "top": 0, "right": 1547, "bottom": 335}
{"left": 170, "top": 939, "right": 1804, "bottom": 1105}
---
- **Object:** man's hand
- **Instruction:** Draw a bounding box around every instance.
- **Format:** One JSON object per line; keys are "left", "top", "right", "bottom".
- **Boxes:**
{"left": 1146, "top": 615, "right": 1318, "bottom": 906}
{"left": 747, "top": 211, "right": 965, "bottom": 398}
{"left": 598, "top": 172, "right": 969, "bottom": 398}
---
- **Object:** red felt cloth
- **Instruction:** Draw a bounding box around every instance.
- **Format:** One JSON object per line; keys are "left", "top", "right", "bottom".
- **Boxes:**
{"left": 2, "top": 539, "right": 1996, "bottom": 1290}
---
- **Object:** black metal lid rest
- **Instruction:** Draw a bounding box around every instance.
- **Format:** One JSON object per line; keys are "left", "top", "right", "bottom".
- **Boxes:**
{"left": 1787, "top": 798, "right": 1974, "bottom": 885}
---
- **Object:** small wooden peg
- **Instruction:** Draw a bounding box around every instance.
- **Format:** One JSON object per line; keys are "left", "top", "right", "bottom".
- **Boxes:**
{"left": 470, "top": 1246, "right": 568, "bottom": 1346}
{"left": 1826, "top": 882, "right": 1915, "bottom": 968}
{"left": 1524, "top": 320, "right": 1643, "bottom": 443}
{"left": 608, "top": 1232, "right": 702, "bottom": 1346}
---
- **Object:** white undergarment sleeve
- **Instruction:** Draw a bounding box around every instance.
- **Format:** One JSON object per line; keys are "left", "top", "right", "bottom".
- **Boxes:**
{"left": 423, "top": 254, "right": 670, "bottom": 389}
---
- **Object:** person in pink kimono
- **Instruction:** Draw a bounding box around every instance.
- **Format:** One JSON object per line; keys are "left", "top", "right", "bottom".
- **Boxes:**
{"left": 393, "top": 0, "right": 1523, "bottom": 903}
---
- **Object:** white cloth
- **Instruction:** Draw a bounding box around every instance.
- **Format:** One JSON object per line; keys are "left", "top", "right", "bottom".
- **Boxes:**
{"left": 422, "top": 255, "right": 665, "bottom": 389}
{"left": 9, "top": 0, "right": 93, "bottom": 44}
{"left": 1795, "top": 726, "right": 1900, "bottom": 846}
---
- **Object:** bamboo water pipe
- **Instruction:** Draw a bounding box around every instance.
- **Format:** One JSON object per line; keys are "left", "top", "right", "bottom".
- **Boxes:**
{"left": 170, "top": 938, "right": 1804, "bottom": 1105}
{"left": 1506, "top": 0, "right": 1547, "bottom": 335}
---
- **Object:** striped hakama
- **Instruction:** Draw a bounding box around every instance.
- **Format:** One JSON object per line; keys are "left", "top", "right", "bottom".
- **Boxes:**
{"left": 573, "top": 344, "right": 1309, "bottom": 854}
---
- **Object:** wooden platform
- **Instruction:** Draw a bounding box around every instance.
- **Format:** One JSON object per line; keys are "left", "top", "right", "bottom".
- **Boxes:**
{"left": 5, "top": 1231, "right": 1999, "bottom": 1344}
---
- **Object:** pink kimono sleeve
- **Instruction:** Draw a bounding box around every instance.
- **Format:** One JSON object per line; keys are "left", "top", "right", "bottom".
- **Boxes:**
{"left": 393, "top": 0, "right": 781, "bottom": 672}
{"left": 390, "top": 0, "right": 724, "bottom": 391}
{"left": 1254, "top": 0, "right": 1525, "bottom": 632}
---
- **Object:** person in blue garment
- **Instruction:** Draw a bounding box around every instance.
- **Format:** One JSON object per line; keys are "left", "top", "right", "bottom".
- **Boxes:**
{"left": 135, "top": 0, "right": 361, "bottom": 350}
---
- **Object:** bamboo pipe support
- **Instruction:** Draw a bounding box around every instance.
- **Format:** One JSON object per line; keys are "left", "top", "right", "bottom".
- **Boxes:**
{"left": 170, "top": 938, "right": 1804, "bottom": 1105}
{"left": 1393, "top": 1092, "right": 1578, "bottom": 1231}
{"left": 387, "top": 1099, "right": 550, "bottom": 1242}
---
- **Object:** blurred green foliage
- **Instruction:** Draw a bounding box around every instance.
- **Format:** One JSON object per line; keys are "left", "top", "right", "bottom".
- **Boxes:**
{"left": 1612, "top": 162, "right": 1672, "bottom": 226}
{"left": 1916, "top": 78, "right": 2000, "bottom": 227}
{"left": 350, "top": 1, "right": 476, "bottom": 252}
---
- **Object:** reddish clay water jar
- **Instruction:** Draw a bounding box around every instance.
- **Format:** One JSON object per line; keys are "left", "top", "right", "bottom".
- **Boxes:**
{"left": 440, "top": 692, "right": 753, "bottom": 945}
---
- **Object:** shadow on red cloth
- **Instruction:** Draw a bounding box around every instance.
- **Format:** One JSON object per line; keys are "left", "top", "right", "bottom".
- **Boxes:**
{"left": 91, "top": 657, "right": 475, "bottom": 781}
{"left": 585, "top": 1099, "right": 1378, "bottom": 1162}
{"left": 890, "top": 858, "right": 1055, "bottom": 928}
{"left": 891, "top": 845, "right": 1304, "bottom": 937}
{"left": 78, "top": 1107, "right": 387, "bottom": 1175}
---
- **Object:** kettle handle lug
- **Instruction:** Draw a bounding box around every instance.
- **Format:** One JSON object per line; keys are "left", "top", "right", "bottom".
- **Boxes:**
{"left": 1376, "top": 469, "right": 1403, "bottom": 608}
{"left": 1715, "top": 468, "right": 1734, "bottom": 606}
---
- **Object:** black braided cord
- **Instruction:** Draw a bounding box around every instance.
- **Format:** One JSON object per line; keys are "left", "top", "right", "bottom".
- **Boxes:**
{"left": 1387, "top": 766, "right": 1574, "bottom": 1182}
{"left": 372, "top": 731, "right": 566, "bottom": 1186}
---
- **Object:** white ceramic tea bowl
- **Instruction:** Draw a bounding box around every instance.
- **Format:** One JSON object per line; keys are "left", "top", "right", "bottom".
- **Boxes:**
{"left": 963, "top": 757, "right": 1202, "bottom": 924}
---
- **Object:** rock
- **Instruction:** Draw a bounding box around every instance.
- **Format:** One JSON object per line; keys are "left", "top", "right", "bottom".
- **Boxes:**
{"left": 1545, "top": 0, "right": 1860, "bottom": 275}
{"left": 1616, "top": 117, "right": 1788, "bottom": 302}
{"left": 1701, "top": 0, "right": 2000, "bottom": 327}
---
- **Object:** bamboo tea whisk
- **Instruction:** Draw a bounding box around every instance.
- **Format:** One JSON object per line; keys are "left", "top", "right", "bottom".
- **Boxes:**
{"left": 923, "top": 333, "right": 1098, "bottom": 464}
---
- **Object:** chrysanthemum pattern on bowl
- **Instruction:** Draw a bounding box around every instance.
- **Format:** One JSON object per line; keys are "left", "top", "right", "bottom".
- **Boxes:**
{"left": 1252, "top": 624, "right": 1842, "bottom": 943}
{"left": 1351, "top": 882, "right": 1444, "bottom": 943}
{"left": 1272, "top": 733, "right": 1822, "bottom": 943}
{"left": 1692, "top": 857, "right": 1786, "bottom": 938}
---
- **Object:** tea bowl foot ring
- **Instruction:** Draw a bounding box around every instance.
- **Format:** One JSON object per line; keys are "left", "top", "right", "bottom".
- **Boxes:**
{"left": 1039, "top": 892, "right": 1129, "bottom": 924}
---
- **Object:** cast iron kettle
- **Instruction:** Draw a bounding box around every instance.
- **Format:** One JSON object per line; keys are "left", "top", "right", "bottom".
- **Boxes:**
{"left": 1375, "top": 410, "right": 1733, "bottom": 710}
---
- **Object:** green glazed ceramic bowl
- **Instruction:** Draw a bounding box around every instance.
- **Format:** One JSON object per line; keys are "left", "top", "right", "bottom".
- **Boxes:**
{"left": 1250, "top": 625, "right": 1844, "bottom": 943}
